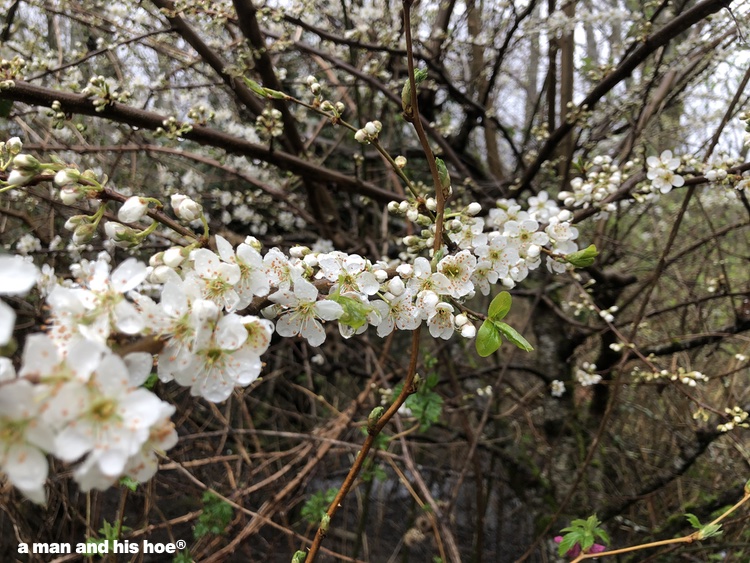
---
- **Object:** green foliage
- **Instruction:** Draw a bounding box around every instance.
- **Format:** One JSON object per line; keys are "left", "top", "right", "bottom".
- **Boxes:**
{"left": 86, "top": 519, "right": 130, "bottom": 554}
{"left": 173, "top": 549, "right": 194, "bottom": 563}
{"left": 301, "top": 488, "right": 337, "bottom": 525}
{"left": 119, "top": 475, "right": 139, "bottom": 492}
{"left": 143, "top": 373, "right": 159, "bottom": 390}
{"left": 565, "top": 244, "right": 598, "bottom": 268}
{"left": 394, "top": 372, "right": 444, "bottom": 432}
{"left": 476, "top": 292, "right": 533, "bottom": 357}
{"left": 292, "top": 551, "right": 307, "bottom": 563}
{"left": 401, "top": 68, "right": 429, "bottom": 114}
{"left": 557, "top": 515, "right": 610, "bottom": 557}
{"left": 194, "top": 492, "right": 233, "bottom": 539}
{"left": 685, "top": 513, "right": 723, "bottom": 540}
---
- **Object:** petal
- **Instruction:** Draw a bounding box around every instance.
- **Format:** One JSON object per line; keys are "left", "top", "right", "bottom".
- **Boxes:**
{"left": 111, "top": 258, "right": 148, "bottom": 293}
{"left": 314, "top": 300, "right": 344, "bottom": 321}
{"left": 0, "top": 300, "right": 16, "bottom": 347}
{"left": 0, "top": 256, "right": 39, "bottom": 296}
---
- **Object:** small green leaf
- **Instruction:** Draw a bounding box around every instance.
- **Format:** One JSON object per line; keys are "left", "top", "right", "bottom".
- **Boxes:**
{"left": 264, "top": 88, "right": 288, "bottom": 100}
{"left": 292, "top": 550, "right": 306, "bottom": 563}
{"left": 488, "top": 291, "right": 512, "bottom": 320}
{"left": 565, "top": 244, "right": 598, "bottom": 268}
{"left": 495, "top": 322, "right": 533, "bottom": 352}
{"left": 476, "top": 320, "right": 502, "bottom": 357}
{"left": 686, "top": 513, "right": 702, "bottom": 530}
{"left": 558, "top": 534, "right": 579, "bottom": 556}
{"left": 242, "top": 77, "right": 268, "bottom": 97}
{"left": 699, "top": 524, "right": 723, "bottom": 539}
{"left": 436, "top": 157, "right": 450, "bottom": 190}
{"left": 329, "top": 291, "right": 370, "bottom": 331}
{"left": 119, "top": 475, "right": 139, "bottom": 491}
{"left": 401, "top": 68, "right": 429, "bottom": 113}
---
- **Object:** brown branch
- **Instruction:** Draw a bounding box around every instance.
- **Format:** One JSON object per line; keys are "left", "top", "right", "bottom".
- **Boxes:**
{"left": 0, "top": 80, "right": 402, "bottom": 204}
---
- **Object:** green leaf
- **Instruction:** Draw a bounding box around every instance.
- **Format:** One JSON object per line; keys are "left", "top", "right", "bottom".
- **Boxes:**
{"left": 242, "top": 77, "right": 268, "bottom": 98}
{"left": 119, "top": 475, "right": 139, "bottom": 491}
{"left": 495, "top": 322, "right": 533, "bottom": 352}
{"left": 292, "top": 551, "right": 307, "bottom": 563}
{"left": 558, "top": 533, "right": 580, "bottom": 556}
{"left": 565, "top": 244, "right": 598, "bottom": 268}
{"left": 699, "top": 523, "right": 723, "bottom": 539}
{"left": 401, "top": 68, "right": 429, "bottom": 113}
{"left": 686, "top": 513, "right": 702, "bottom": 530}
{"left": 476, "top": 320, "right": 502, "bottom": 357}
{"left": 328, "top": 291, "right": 370, "bottom": 331}
{"left": 436, "top": 157, "right": 450, "bottom": 190}
{"left": 487, "top": 291, "right": 512, "bottom": 320}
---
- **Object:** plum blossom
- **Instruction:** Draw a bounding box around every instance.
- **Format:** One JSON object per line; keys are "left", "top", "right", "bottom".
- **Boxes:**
{"left": 187, "top": 248, "right": 242, "bottom": 312}
{"left": 436, "top": 250, "right": 476, "bottom": 298}
{"left": 269, "top": 277, "right": 343, "bottom": 347}
{"left": 647, "top": 150, "right": 684, "bottom": 194}
{"left": 427, "top": 302, "right": 456, "bottom": 339}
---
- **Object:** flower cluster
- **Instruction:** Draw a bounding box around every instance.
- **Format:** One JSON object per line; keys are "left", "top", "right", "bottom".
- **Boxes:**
{"left": 0, "top": 141, "right": 591, "bottom": 504}
{"left": 0, "top": 333, "right": 176, "bottom": 503}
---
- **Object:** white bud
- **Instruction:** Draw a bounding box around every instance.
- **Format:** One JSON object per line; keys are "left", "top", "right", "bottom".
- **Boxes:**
{"left": 387, "top": 276, "right": 405, "bottom": 296}
{"left": 398, "top": 201, "right": 410, "bottom": 213}
{"left": 6, "top": 137, "right": 22, "bottom": 153}
{"left": 6, "top": 169, "right": 32, "bottom": 186}
{"left": 59, "top": 186, "right": 82, "bottom": 205}
{"left": 387, "top": 201, "right": 399, "bottom": 213}
{"left": 395, "top": 156, "right": 407, "bottom": 168}
{"left": 364, "top": 121, "right": 378, "bottom": 136}
{"left": 454, "top": 313, "right": 468, "bottom": 327}
{"left": 466, "top": 202, "right": 482, "bottom": 215}
{"left": 171, "top": 193, "right": 203, "bottom": 222}
{"left": 373, "top": 269, "right": 388, "bottom": 282}
{"left": 396, "top": 264, "right": 414, "bottom": 277}
{"left": 354, "top": 129, "right": 368, "bottom": 143}
{"left": 527, "top": 244, "right": 541, "bottom": 258}
{"left": 118, "top": 196, "right": 149, "bottom": 223}
{"left": 406, "top": 208, "right": 419, "bottom": 222}
{"left": 55, "top": 168, "right": 79, "bottom": 186}
{"left": 12, "top": 154, "right": 40, "bottom": 172}
{"left": 163, "top": 246, "right": 185, "bottom": 268}
{"left": 460, "top": 323, "right": 476, "bottom": 339}
{"left": 425, "top": 198, "right": 437, "bottom": 211}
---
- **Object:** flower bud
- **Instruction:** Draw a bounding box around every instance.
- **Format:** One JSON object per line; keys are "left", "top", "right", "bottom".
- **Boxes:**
{"left": 72, "top": 223, "right": 97, "bottom": 245}
{"left": 354, "top": 129, "right": 368, "bottom": 143}
{"left": 387, "top": 276, "right": 405, "bottom": 296}
{"left": 64, "top": 215, "right": 89, "bottom": 231}
{"left": 6, "top": 169, "right": 32, "bottom": 186}
{"left": 59, "top": 186, "right": 82, "bottom": 205}
{"left": 12, "top": 154, "right": 40, "bottom": 172}
{"left": 6, "top": 137, "right": 22, "bottom": 154}
{"left": 118, "top": 196, "right": 149, "bottom": 223}
{"left": 460, "top": 323, "right": 476, "bottom": 339}
{"left": 395, "top": 155, "right": 407, "bottom": 168}
{"left": 163, "top": 246, "right": 185, "bottom": 268}
{"left": 466, "top": 202, "right": 482, "bottom": 215}
{"left": 364, "top": 121, "right": 378, "bottom": 136}
{"left": 55, "top": 168, "right": 80, "bottom": 186}
{"left": 171, "top": 193, "right": 203, "bottom": 222}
